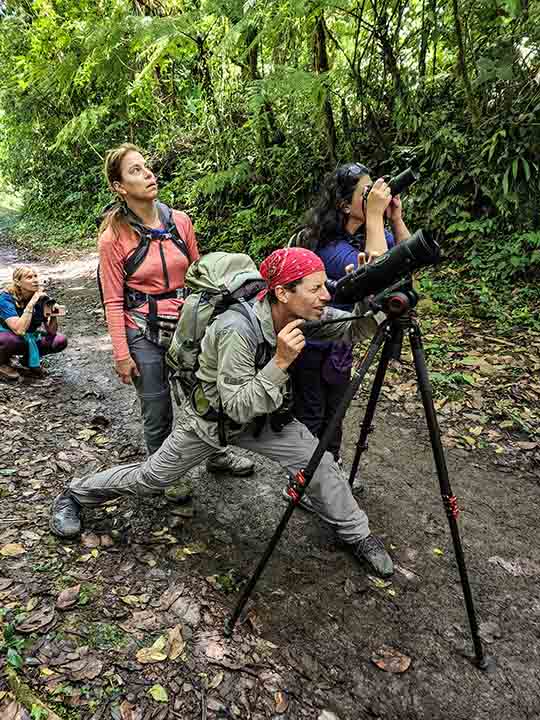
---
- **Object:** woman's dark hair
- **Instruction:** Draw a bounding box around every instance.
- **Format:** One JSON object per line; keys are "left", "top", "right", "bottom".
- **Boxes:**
{"left": 298, "top": 162, "right": 370, "bottom": 251}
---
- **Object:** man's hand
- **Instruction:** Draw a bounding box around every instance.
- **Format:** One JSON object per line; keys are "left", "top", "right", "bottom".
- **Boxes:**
{"left": 115, "top": 356, "right": 140, "bottom": 385}
{"left": 275, "top": 319, "right": 306, "bottom": 371}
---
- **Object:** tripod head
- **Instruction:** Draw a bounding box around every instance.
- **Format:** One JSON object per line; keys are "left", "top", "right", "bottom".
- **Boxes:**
{"left": 370, "top": 276, "right": 418, "bottom": 318}
{"left": 302, "top": 276, "right": 419, "bottom": 339}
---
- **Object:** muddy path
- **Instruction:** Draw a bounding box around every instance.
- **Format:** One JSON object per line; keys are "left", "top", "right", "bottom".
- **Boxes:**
{"left": 1, "top": 242, "right": 539, "bottom": 720}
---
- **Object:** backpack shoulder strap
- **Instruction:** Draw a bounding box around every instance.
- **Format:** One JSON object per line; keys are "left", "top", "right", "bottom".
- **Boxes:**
{"left": 227, "top": 299, "right": 270, "bottom": 368}
{"left": 123, "top": 225, "right": 151, "bottom": 280}
{"left": 156, "top": 202, "right": 190, "bottom": 262}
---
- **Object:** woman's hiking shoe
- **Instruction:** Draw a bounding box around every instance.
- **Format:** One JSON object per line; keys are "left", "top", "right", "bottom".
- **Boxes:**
{"left": 0, "top": 364, "right": 20, "bottom": 382}
{"left": 354, "top": 535, "right": 394, "bottom": 578}
{"left": 18, "top": 364, "right": 47, "bottom": 378}
{"left": 50, "top": 494, "right": 82, "bottom": 538}
{"left": 206, "top": 450, "right": 254, "bottom": 476}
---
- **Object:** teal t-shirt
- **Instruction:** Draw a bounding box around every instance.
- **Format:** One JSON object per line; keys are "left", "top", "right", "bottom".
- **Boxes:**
{"left": 0, "top": 291, "right": 45, "bottom": 333}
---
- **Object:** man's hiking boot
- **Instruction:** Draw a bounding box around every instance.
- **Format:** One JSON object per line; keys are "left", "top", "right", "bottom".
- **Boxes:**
{"left": 354, "top": 534, "right": 394, "bottom": 578}
{"left": 50, "top": 493, "right": 82, "bottom": 539}
{"left": 206, "top": 450, "right": 254, "bottom": 476}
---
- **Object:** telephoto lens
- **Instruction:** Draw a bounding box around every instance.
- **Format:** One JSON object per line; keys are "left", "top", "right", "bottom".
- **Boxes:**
{"left": 388, "top": 167, "right": 418, "bottom": 196}
{"left": 331, "top": 229, "right": 441, "bottom": 305}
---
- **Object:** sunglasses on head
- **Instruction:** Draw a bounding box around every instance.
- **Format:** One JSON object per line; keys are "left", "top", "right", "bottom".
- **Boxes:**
{"left": 336, "top": 163, "right": 370, "bottom": 185}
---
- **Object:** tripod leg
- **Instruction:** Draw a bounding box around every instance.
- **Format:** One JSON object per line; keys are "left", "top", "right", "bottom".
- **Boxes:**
{"left": 348, "top": 335, "right": 393, "bottom": 487}
{"left": 225, "top": 320, "right": 389, "bottom": 636}
{"left": 408, "top": 319, "right": 495, "bottom": 672}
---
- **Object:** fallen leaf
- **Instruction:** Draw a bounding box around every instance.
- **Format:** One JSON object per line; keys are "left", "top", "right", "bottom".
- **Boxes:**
{"left": 433, "top": 547, "right": 444, "bottom": 556}
{"left": 208, "top": 671, "right": 224, "bottom": 689}
{"left": 172, "top": 542, "right": 207, "bottom": 561}
{"left": 26, "top": 597, "right": 39, "bottom": 612}
{"left": 56, "top": 584, "right": 81, "bottom": 610}
{"left": 148, "top": 684, "right": 168, "bottom": 703}
{"left": 17, "top": 605, "right": 56, "bottom": 633}
{"left": 0, "top": 543, "right": 25, "bottom": 557}
{"left": 81, "top": 532, "right": 101, "bottom": 548}
{"left": 40, "top": 667, "right": 56, "bottom": 676}
{"left": 515, "top": 441, "right": 538, "bottom": 450}
{"left": 121, "top": 594, "right": 150, "bottom": 607}
{"left": 371, "top": 645, "right": 411, "bottom": 673}
{"left": 136, "top": 636, "right": 168, "bottom": 664}
{"left": 0, "top": 699, "right": 28, "bottom": 720}
{"left": 62, "top": 647, "right": 103, "bottom": 680}
{"left": 119, "top": 610, "right": 163, "bottom": 634}
{"left": 166, "top": 624, "right": 185, "bottom": 660}
{"left": 119, "top": 700, "right": 143, "bottom": 720}
{"left": 204, "top": 639, "right": 225, "bottom": 660}
{"left": 275, "top": 690, "right": 289, "bottom": 713}
{"left": 369, "top": 576, "right": 392, "bottom": 589}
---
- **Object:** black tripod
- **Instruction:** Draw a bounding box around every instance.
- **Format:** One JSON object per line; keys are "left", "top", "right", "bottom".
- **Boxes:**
{"left": 224, "top": 285, "right": 495, "bottom": 672}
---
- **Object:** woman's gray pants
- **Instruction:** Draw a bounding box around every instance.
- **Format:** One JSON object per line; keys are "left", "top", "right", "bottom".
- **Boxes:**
{"left": 68, "top": 415, "right": 371, "bottom": 546}
{"left": 127, "top": 328, "right": 172, "bottom": 455}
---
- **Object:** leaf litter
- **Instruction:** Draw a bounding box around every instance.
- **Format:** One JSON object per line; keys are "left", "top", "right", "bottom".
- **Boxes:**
{"left": 0, "top": 251, "right": 539, "bottom": 719}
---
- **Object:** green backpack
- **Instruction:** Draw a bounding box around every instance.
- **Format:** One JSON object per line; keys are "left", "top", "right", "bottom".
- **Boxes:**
{"left": 166, "top": 252, "right": 267, "bottom": 402}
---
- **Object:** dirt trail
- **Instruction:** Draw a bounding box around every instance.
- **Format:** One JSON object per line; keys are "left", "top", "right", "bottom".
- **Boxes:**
{"left": 1, "top": 243, "right": 539, "bottom": 720}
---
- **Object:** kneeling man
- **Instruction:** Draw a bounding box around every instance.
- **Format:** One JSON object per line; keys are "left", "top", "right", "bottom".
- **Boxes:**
{"left": 50, "top": 248, "right": 393, "bottom": 577}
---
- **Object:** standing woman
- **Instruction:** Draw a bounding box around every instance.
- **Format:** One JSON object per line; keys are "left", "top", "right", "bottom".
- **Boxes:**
{"left": 292, "top": 162, "right": 410, "bottom": 462}
{"left": 99, "top": 144, "right": 254, "bottom": 475}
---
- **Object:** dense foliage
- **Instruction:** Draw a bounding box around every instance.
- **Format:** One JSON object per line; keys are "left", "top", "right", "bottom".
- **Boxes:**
{"left": 0, "top": 0, "right": 539, "bottom": 299}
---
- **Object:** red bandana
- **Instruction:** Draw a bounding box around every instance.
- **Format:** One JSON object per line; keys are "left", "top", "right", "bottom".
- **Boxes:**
{"left": 257, "top": 248, "right": 325, "bottom": 300}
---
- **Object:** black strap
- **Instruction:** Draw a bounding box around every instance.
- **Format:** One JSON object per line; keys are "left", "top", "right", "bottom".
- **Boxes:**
{"left": 123, "top": 202, "right": 190, "bottom": 280}
{"left": 124, "top": 287, "right": 188, "bottom": 312}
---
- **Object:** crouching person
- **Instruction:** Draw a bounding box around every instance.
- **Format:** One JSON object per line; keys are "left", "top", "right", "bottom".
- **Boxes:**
{"left": 0, "top": 267, "right": 67, "bottom": 381}
{"left": 50, "top": 248, "right": 393, "bottom": 578}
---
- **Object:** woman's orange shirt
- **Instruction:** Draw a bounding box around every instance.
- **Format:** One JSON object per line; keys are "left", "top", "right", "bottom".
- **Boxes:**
{"left": 98, "top": 210, "right": 200, "bottom": 361}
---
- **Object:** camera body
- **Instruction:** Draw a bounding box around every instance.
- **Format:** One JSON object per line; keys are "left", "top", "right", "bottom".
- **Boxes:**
{"left": 36, "top": 295, "right": 66, "bottom": 317}
{"left": 362, "top": 167, "right": 418, "bottom": 200}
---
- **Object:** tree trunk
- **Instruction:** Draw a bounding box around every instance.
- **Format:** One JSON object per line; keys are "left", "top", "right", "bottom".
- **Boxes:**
{"left": 451, "top": 0, "right": 479, "bottom": 124}
{"left": 418, "top": 0, "right": 428, "bottom": 81}
{"left": 312, "top": 13, "right": 337, "bottom": 165}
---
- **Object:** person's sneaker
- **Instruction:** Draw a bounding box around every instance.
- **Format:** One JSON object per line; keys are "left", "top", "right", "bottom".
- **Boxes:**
{"left": 50, "top": 493, "right": 82, "bottom": 538}
{"left": 164, "top": 478, "right": 193, "bottom": 504}
{"left": 354, "top": 535, "right": 394, "bottom": 578}
{"left": 0, "top": 364, "right": 20, "bottom": 382}
{"left": 18, "top": 364, "right": 47, "bottom": 378}
{"left": 206, "top": 450, "right": 254, "bottom": 476}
